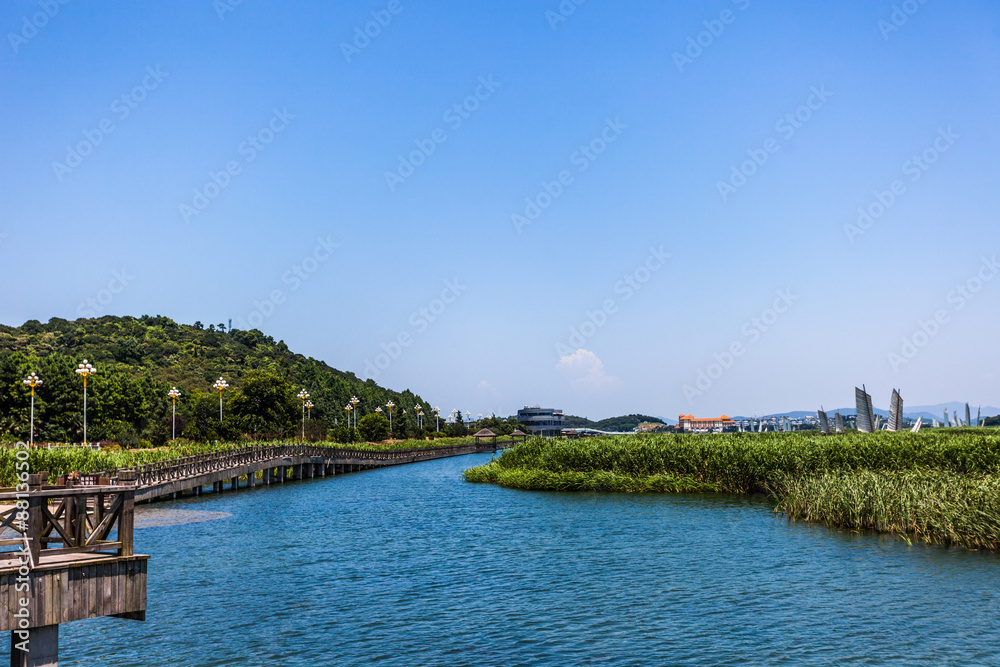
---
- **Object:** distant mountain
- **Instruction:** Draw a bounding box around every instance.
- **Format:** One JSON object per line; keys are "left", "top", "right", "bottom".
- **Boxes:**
{"left": 562, "top": 414, "right": 665, "bottom": 431}
{"left": 733, "top": 404, "right": 1000, "bottom": 424}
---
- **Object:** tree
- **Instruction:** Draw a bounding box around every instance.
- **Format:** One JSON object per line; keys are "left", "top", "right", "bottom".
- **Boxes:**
{"left": 358, "top": 413, "right": 389, "bottom": 443}
{"left": 227, "top": 370, "right": 296, "bottom": 438}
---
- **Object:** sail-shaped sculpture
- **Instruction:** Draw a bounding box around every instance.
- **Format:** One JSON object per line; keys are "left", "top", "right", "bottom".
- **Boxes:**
{"left": 965, "top": 403, "right": 972, "bottom": 428}
{"left": 834, "top": 412, "right": 845, "bottom": 434}
{"left": 887, "top": 389, "right": 903, "bottom": 432}
{"left": 817, "top": 409, "right": 831, "bottom": 435}
{"left": 855, "top": 386, "right": 875, "bottom": 433}
{"left": 911, "top": 416, "right": 923, "bottom": 433}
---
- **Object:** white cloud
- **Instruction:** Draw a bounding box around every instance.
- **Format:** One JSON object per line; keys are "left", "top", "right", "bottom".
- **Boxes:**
{"left": 556, "top": 349, "right": 622, "bottom": 395}
{"left": 476, "top": 379, "right": 503, "bottom": 401}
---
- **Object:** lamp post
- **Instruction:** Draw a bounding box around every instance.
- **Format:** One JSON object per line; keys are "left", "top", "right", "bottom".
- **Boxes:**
{"left": 434, "top": 406, "right": 440, "bottom": 431}
{"left": 298, "top": 389, "right": 310, "bottom": 440}
{"left": 345, "top": 404, "right": 353, "bottom": 433}
{"left": 23, "top": 373, "right": 42, "bottom": 446}
{"left": 305, "top": 401, "right": 313, "bottom": 420}
{"left": 386, "top": 400, "right": 394, "bottom": 436}
{"left": 417, "top": 410, "right": 424, "bottom": 430}
{"left": 350, "top": 396, "right": 360, "bottom": 429}
{"left": 212, "top": 377, "right": 229, "bottom": 422}
{"left": 168, "top": 387, "right": 182, "bottom": 440}
{"left": 75, "top": 360, "right": 96, "bottom": 444}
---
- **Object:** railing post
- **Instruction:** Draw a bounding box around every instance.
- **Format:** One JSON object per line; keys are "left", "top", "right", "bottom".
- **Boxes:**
{"left": 26, "top": 474, "right": 44, "bottom": 566}
{"left": 120, "top": 488, "right": 135, "bottom": 557}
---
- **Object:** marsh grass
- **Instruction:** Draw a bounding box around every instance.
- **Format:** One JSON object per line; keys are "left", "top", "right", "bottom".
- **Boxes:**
{"left": 463, "top": 431, "right": 1000, "bottom": 551}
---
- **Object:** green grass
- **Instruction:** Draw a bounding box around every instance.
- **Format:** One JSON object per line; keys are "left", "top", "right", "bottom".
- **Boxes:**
{"left": 463, "top": 431, "right": 1000, "bottom": 551}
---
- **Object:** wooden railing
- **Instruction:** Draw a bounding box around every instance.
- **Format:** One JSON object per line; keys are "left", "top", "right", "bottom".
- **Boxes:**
{"left": 0, "top": 477, "right": 135, "bottom": 566}
{"left": 109, "top": 442, "right": 509, "bottom": 488}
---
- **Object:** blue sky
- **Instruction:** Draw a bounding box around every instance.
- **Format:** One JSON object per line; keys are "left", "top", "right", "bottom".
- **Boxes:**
{"left": 2, "top": 0, "right": 998, "bottom": 420}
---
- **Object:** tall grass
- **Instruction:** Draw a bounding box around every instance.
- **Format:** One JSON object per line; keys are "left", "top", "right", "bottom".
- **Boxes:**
{"left": 463, "top": 431, "right": 1000, "bottom": 551}
{"left": 467, "top": 431, "right": 1000, "bottom": 493}
{"left": 775, "top": 469, "right": 1000, "bottom": 551}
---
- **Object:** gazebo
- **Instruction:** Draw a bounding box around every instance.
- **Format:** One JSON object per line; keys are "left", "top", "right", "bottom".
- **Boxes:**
{"left": 473, "top": 428, "right": 498, "bottom": 450}
{"left": 510, "top": 429, "right": 528, "bottom": 445}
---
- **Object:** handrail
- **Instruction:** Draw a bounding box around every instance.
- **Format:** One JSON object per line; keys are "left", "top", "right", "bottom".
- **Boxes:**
{"left": 0, "top": 481, "right": 135, "bottom": 565}
{"left": 106, "top": 441, "right": 513, "bottom": 488}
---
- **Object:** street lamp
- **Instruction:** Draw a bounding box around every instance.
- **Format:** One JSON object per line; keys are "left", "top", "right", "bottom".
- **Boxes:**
{"left": 297, "top": 389, "right": 310, "bottom": 440}
{"left": 305, "top": 401, "right": 313, "bottom": 420}
{"left": 434, "top": 406, "right": 440, "bottom": 431}
{"left": 168, "top": 387, "right": 182, "bottom": 440}
{"left": 75, "top": 360, "right": 96, "bottom": 444}
{"left": 212, "top": 377, "right": 229, "bottom": 422}
{"left": 345, "top": 404, "right": 353, "bottom": 432}
{"left": 23, "top": 373, "right": 42, "bottom": 446}
{"left": 417, "top": 410, "right": 424, "bottom": 430}
{"left": 386, "top": 400, "right": 394, "bottom": 435}
{"left": 350, "top": 396, "right": 360, "bottom": 429}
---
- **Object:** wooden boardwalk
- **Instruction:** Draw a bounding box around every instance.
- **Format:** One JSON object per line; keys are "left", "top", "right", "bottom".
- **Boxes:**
{"left": 113, "top": 440, "right": 512, "bottom": 502}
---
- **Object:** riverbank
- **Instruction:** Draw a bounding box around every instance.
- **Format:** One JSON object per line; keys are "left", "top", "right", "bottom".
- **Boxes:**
{"left": 463, "top": 431, "right": 1000, "bottom": 551}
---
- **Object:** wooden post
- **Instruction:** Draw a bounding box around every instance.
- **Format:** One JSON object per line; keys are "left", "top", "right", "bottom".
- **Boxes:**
{"left": 120, "top": 488, "right": 135, "bottom": 557}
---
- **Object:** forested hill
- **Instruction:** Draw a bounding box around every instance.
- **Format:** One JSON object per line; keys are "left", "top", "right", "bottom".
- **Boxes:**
{"left": 562, "top": 414, "right": 665, "bottom": 431}
{"left": 0, "top": 315, "right": 426, "bottom": 445}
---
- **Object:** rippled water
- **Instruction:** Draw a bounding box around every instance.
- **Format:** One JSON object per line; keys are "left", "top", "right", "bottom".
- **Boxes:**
{"left": 9, "top": 453, "right": 1000, "bottom": 666}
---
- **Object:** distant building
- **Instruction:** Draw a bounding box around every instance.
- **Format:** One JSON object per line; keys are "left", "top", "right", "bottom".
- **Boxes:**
{"left": 517, "top": 406, "right": 565, "bottom": 437}
{"left": 678, "top": 414, "right": 735, "bottom": 433}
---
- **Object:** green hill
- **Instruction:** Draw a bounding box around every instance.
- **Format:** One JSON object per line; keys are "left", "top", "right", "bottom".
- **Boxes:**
{"left": 562, "top": 414, "right": 665, "bottom": 432}
{"left": 0, "top": 315, "right": 427, "bottom": 446}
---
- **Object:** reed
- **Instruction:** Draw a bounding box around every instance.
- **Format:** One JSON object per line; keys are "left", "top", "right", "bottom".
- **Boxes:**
{"left": 775, "top": 469, "right": 1000, "bottom": 551}
{"left": 463, "top": 431, "right": 1000, "bottom": 551}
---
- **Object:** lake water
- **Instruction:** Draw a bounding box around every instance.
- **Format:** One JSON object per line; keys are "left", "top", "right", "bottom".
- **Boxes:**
{"left": 11, "top": 453, "right": 1000, "bottom": 665}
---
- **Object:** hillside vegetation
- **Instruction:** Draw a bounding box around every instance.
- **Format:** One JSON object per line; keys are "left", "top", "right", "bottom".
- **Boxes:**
{"left": 561, "top": 413, "right": 665, "bottom": 431}
{"left": 0, "top": 315, "right": 427, "bottom": 445}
